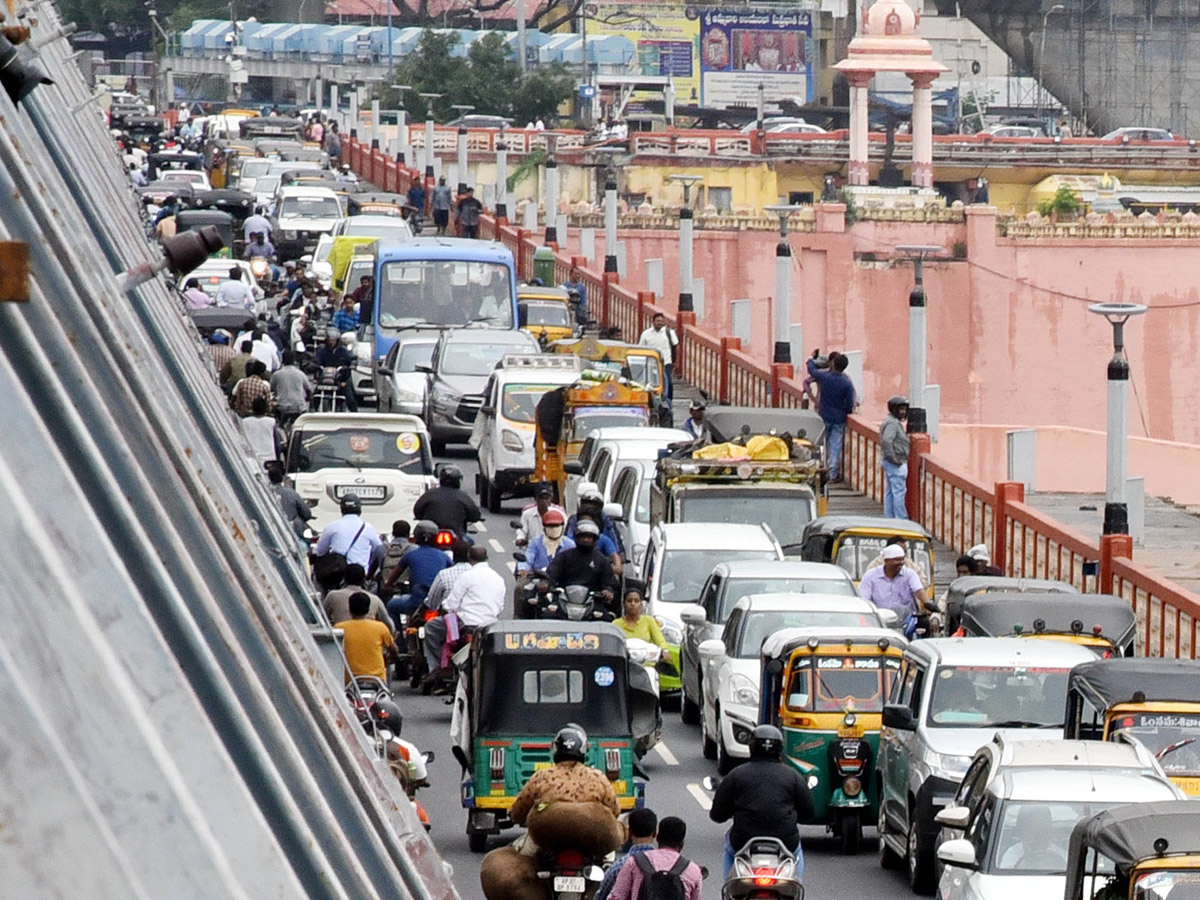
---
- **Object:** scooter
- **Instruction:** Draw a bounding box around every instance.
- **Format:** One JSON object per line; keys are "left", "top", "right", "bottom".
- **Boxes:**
{"left": 536, "top": 584, "right": 614, "bottom": 622}
{"left": 721, "top": 837, "right": 803, "bottom": 900}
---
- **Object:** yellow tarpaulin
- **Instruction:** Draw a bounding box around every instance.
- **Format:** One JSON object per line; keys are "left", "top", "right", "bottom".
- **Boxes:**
{"left": 692, "top": 434, "right": 790, "bottom": 461}
{"left": 327, "top": 236, "right": 377, "bottom": 292}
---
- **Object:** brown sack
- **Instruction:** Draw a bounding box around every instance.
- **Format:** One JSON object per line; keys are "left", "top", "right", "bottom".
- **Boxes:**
{"left": 526, "top": 801, "right": 623, "bottom": 856}
{"left": 480, "top": 846, "right": 546, "bottom": 900}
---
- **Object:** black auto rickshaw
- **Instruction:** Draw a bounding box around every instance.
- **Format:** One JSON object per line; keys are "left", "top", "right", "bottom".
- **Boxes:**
{"left": 192, "top": 189, "right": 255, "bottom": 253}
{"left": 450, "top": 621, "right": 655, "bottom": 851}
{"left": 959, "top": 592, "right": 1137, "bottom": 657}
{"left": 175, "top": 209, "right": 234, "bottom": 259}
{"left": 126, "top": 115, "right": 164, "bottom": 145}
{"left": 943, "top": 575, "right": 1078, "bottom": 635}
{"left": 146, "top": 150, "right": 206, "bottom": 182}
{"left": 1065, "top": 800, "right": 1200, "bottom": 900}
{"left": 239, "top": 117, "right": 305, "bottom": 141}
{"left": 138, "top": 181, "right": 194, "bottom": 209}
{"left": 1064, "top": 658, "right": 1200, "bottom": 796}
{"left": 800, "top": 515, "right": 934, "bottom": 586}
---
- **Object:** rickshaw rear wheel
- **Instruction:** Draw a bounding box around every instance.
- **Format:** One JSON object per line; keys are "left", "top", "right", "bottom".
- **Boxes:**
{"left": 468, "top": 830, "right": 487, "bottom": 852}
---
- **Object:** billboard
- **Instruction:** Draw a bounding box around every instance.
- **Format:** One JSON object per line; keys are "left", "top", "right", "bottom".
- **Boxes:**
{"left": 698, "top": 8, "right": 813, "bottom": 108}
{"left": 591, "top": 4, "right": 700, "bottom": 105}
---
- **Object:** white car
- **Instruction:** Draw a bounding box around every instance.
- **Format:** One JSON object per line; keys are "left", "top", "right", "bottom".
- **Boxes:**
{"left": 698, "top": 595, "right": 888, "bottom": 772}
{"left": 330, "top": 213, "right": 414, "bottom": 242}
{"left": 608, "top": 461, "right": 657, "bottom": 570}
{"left": 310, "top": 234, "right": 335, "bottom": 288}
{"left": 233, "top": 157, "right": 273, "bottom": 194}
{"left": 567, "top": 426, "right": 690, "bottom": 511}
{"left": 740, "top": 116, "right": 808, "bottom": 133}
{"left": 273, "top": 185, "right": 344, "bottom": 261}
{"left": 936, "top": 743, "right": 1182, "bottom": 900}
{"left": 184, "top": 259, "right": 265, "bottom": 306}
{"left": 769, "top": 122, "right": 829, "bottom": 135}
{"left": 159, "top": 169, "right": 212, "bottom": 191}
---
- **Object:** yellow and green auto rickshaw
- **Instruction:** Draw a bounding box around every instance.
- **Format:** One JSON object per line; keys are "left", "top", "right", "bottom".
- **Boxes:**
{"left": 1064, "top": 657, "right": 1200, "bottom": 796}
{"left": 800, "top": 515, "right": 934, "bottom": 586}
{"left": 518, "top": 286, "right": 576, "bottom": 346}
{"left": 959, "top": 592, "right": 1137, "bottom": 657}
{"left": 1066, "top": 800, "right": 1200, "bottom": 900}
{"left": 758, "top": 626, "right": 907, "bottom": 854}
{"left": 450, "top": 621, "right": 656, "bottom": 851}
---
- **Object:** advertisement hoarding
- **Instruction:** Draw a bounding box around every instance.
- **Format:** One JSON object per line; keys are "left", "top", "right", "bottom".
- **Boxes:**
{"left": 697, "top": 8, "right": 813, "bottom": 108}
{"left": 591, "top": 4, "right": 700, "bottom": 104}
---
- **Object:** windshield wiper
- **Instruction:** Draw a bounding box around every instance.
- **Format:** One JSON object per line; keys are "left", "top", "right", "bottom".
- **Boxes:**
{"left": 989, "top": 719, "right": 1057, "bottom": 729}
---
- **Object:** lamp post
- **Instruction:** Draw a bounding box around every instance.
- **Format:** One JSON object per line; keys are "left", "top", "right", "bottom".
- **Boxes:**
{"left": 451, "top": 103, "right": 474, "bottom": 193}
{"left": 592, "top": 147, "right": 625, "bottom": 274}
{"left": 764, "top": 204, "right": 804, "bottom": 365}
{"left": 667, "top": 174, "right": 702, "bottom": 313}
{"left": 393, "top": 82, "right": 412, "bottom": 162}
{"left": 895, "top": 244, "right": 945, "bottom": 434}
{"left": 386, "top": 0, "right": 394, "bottom": 82}
{"left": 1088, "top": 302, "right": 1147, "bottom": 535}
{"left": 495, "top": 123, "right": 509, "bottom": 221}
{"left": 1037, "top": 4, "right": 1065, "bottom": 119}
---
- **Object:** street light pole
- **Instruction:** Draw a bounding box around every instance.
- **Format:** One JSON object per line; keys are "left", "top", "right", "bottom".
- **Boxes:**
{"left": 1088, "top": 302, "right": 1147, "bottom": 535}
{"left": 1037, "top": 4, "right": 1065, "bottom": 119}
{"left": 896, "top": 244, "right": 945, "bottom": 434}
{"left": 668, "top": 174, "right": 702, "bottom": 313}
{"left": 451, "top": 103, "right": 474, "bottom": 193}
{"left": 764, "top": 204, "right": 804, "bottom": 365}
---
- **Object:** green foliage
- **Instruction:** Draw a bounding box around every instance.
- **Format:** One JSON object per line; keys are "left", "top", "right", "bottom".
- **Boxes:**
{"left": 507, "top": 147, "right": 548, "bottom": 192}
{"left": 1036, "top": 185, "right": 1083, "bottom": 219}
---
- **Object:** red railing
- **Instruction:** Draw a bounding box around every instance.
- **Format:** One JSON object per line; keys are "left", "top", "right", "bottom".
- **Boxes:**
{"left": 341, "top": 136, "right": 1200, "bottom": 659}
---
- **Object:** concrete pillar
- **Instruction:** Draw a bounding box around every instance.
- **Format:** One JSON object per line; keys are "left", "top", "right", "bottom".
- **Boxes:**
{"left": 604, "top": 173, "right": 618, "bottom": 274}
{"left": 848, "top": 73, "right": 871, "bottom": 186}
{"left": 544, "top": 158, "right": 559, "bottom": 245}
{"left": 909, "top": 73, "right": 934, "bottom": 189}
{"left": 456, "top": 126, "right": 468, "bottom": 193}
{"left": 495, "top": 139, "right": 508, "bottom": 221}
{"left": 371, "top": 99, "right": 380, "bottom": 147}
{"left": 678, "top": 208, "right": 694, "bottom": 312}
{"left": 773, "top": 236, "right": 791, "bottom": 364}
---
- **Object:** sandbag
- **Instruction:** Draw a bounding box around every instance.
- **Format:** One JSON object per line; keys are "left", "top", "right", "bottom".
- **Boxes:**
{"left": 526, "top": 801, "right": 623, "bottom": 857}
{"left": 480, "top": 846, "right": 545, "bottom": 900}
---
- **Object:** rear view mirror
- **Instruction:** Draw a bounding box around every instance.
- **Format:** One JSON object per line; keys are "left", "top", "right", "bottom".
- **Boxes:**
{"left": 602, "top": 502, "right": 624, "bottom": 522}
{"left": 480, "top": 405, "right": 495, "bottom": 416}
{"left": 679, "top": 604, "right": 705, "bottom": 626}
{"left": 935, "top": 806, "right": 971, "bottom": 829}
{"left": 414, "top": 363, "right": 432, "bottom": 374}
{"left": 877, "top": 608, "right": 900, "bottom": 629}
{"left": 882, "top": 704, "right": 916, "bottom": 731}
{"left": 937, "top": 839, "right": 977, "bottom": 870}
{"left": 698, "top": 638, "right": 725, "bottom": 660}
{"left": 564, "top": 461, "right": 584, "bottom": 476}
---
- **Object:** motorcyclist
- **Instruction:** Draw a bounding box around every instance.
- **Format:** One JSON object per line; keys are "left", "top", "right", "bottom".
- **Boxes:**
{"left": 243, "top": 230, "right": 277, "bottom": 262}
{"left": 516, "top": 508, "right": 575, "bottom": 618}
{"left": 539, "top": 520, "right": 616, "bottom": 612}
{"left": 710, "top": 724, "right": 815, "bottom": 880}
{"left": 566, "top": 487, "right": 623, "bottom": 576}
{"left": 311, "top": 326, "right": 358, "bottom": 412}
{"left": 413, "top": 466, "right": 481, "bottom": 537}
{"left": 312, "top": 493, "right": 383, "bottom": 590}
{"left": 382, "top": 519, "right": 452, "bottom": 623}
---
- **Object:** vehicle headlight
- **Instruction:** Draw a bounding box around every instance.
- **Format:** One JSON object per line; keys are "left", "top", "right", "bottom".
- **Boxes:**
{"left": 395, "top": 387, "right": 422, "bottom": 403}
{"left": 729, "top": 673, "right": 759, "bottom": 707}
{"left": 501, "top": 429, "right": 524, "bottom": 452}
{"left": 654, "top": 616, "right": 683, "bottom": 645}
{"left": 431, "top": 384, "right": 461, "bottom": 407}
{"left": 923, "top": 749, "right": 972, "bottom": 782}
{"left": 281, "top": 229, "right": 297, "bottom": 239}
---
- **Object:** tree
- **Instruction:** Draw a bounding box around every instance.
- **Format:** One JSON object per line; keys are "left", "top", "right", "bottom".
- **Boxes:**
{"left": 510, "top": 64, "right": 572, "bottom": 126}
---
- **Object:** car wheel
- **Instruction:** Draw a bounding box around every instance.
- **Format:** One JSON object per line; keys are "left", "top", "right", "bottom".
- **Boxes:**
{"left": 907, "top": 819, "right": 935, "bottom": 894}
{"left": 701, "top": 712, "right": 718, "bottom": 760}
{"left": 680, "top": 675, "right": 701, "bottom": 725}
{"left": 878, "top": 800, "right": 903, "bottom": 870}
{"left": 716, "top": 714, "right": 736, "bottom": 775}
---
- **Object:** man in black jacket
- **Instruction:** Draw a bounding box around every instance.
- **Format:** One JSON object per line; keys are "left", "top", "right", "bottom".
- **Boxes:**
{"left": 710, "top": 724, "right": 815, "bottom": 880}
{"left": 413, "top": 466, "right": 481, "bottom": 536}
{"left": 539, "top": 520, "right": 615, "bottom": 607}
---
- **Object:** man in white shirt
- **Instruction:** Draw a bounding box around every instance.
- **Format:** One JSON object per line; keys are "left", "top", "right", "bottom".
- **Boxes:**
{"left": 638, "top": 312, "right": 679, "bottom": 402}
{"left": 214, "top": 267, "right": 257, "bottom": 311}
{"left": 515, "top": 484, "right": 566, "bottom": 546}
{"left": 423, "top": 545, "right": 504, "bottom": 678}
{"left": 242, "top": 209, "right": 273, "bottom": 243}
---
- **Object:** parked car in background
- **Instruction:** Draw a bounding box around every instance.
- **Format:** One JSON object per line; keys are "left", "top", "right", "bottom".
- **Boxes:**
{"left": 1101, "top": 126, "right": 1175, "bottom": 141}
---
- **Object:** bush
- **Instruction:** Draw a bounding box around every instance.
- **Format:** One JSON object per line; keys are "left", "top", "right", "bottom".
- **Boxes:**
{"left": 1036, "top": 185, "right": 1082, "bottom": 219}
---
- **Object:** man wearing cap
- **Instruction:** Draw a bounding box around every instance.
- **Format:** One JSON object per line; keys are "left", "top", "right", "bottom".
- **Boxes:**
{"left": 967, "top": 543, "right": 1004, "bottom": 577}
{"left": 859, "top": 544, "right": 933, "bottom": 621}
{"left": 516, "top": 485, "right": 566, "bottom": 546}
{"left": 683, "top": 399, "right": 710, "bottom": 442}
{"left": 567, "top": 487, "right": 623, "bottom": 575}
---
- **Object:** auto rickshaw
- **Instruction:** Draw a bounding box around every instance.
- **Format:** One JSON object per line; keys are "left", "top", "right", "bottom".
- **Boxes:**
{"left": 146, "top": 150, "right": 206, "bottom": 182}
{"left": 1064, "top": 658, "right": 1200, "bottom": 796}
{"left": 125, "top": 115, "right": 164, "bottom": 145}
{"left": 191, "top": 189, "right": 255, "bottom": 254}
{"left": 943, "top": 575, "right": 1078, "bottom": 635}
{"left": 449, "top": 621, "right": 655, "bottom": 851}
{"left": 960, "top": 592, "right": 1136, "bottom": 657}
{"left": 174, "top": 209, "right": 234, "bottom": 258}
{"left": 347, "top": 192, "right": 408, "bottom": 218}
{"left": 758, "top": 626, "right": 907, "bottom": 854}
{"left": 239, "top": 116, "right": 305, "bottom": 141}
{"left": 547, "top": 336, "right": 665, "bottom": 398}
{"left": 1065, "top": 800, "right": 1200, "bottom": 900}
{"left": 800, "top": 515, "right": 935, "bottom": 586}
{"left": 518, "top": 286, "right": 576, "bottom": 346}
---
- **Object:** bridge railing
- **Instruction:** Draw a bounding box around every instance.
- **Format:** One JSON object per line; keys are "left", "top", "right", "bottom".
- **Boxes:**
{"left": 344, "top": 135, "right": 1200, "bottom": 659}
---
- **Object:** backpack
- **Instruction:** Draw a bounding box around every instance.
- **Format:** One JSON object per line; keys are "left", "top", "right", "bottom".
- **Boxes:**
{"left": 378, "top": 539, "right": 409, "bottom": 586}
{"left": 633, "top": 853, "right": 689, "bottom": 900}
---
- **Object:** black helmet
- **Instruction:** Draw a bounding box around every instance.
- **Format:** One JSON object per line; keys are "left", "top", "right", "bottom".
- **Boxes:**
{"left": 370, "top": 698, "right": 404, "bottom": 735}
{"left": 439, "top": 465, "right": 463, "bottom": 488}
{"left": 748, "top": 724, "right": 784, "bottom": 761}
{"left": 340, "top": 493, "right": 362, "bottom": 515}
{"left": 412, "top": 519, "right": 439, "bottom": 544}
{"left": 887, "top": 395, "right": 910, "bottom": 416}
{"left": 552, "top": 723, "right": 589, "bottom": 763}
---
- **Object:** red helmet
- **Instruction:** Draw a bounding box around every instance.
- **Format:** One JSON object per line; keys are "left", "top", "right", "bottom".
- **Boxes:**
{"left": 542, "top": 509, "right": 566, "bottom": 526}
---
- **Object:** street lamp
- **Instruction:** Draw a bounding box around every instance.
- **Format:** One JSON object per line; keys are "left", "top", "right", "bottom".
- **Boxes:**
{"left": 418, "top": 91, "right": 442, "bottom": 182}
{"left": 895, "top": 244, "right": 945, "bottom": 434}
{"left": 764, "top": 204, "right": 804, "bottom": 364}
{"left": 591, "top": 146, "right": 625, "bottom": 274}
{"left": 451, "top": 103, "right": 474, "bottom": 193}
{"left": 392, "top": 83, "right": 412, "bottom": 162}
{"left": 668, "top": 174, "right": 703, "bottom": 313}
{"left": 1037, "top": 4, "right": 1065, "bottom": 119}
{"left": 1088, "top": 302, "right": 1147, "bottom": 535}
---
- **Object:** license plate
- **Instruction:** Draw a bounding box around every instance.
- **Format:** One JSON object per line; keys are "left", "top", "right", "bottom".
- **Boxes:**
{"left": 534, "top": 761, "right": 552, "bottom": 771}
{"left": 1173, "top": 777, "right": 1200, "bottom": 795}
{"left": 336, "top": 484, "right": 385, "bottom": 500}
{"left": 553, "top": 877, "right": 585, "bottom": 893}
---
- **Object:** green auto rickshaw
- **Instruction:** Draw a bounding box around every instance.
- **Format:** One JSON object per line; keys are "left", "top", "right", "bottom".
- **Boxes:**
{"left": 450, "top": 621, "right": 657, "bottom": 851}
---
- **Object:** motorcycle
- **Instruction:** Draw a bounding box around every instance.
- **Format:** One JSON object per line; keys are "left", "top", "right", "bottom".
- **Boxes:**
{"left": 311, "top": 365, "right": 348, "bottom": 412}
{"left": 535, "top": 851, "right": 605, "bottom": 900}
{"left": 722, "top": 837, "right": 803, "bottom": 900}
{"left": 536, "top": 583, "right": 614, "bottom": 622}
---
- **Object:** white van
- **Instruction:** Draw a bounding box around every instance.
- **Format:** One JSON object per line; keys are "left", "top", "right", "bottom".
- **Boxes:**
{"left": 469, "top": 354, "right": 582, "bottom": 512}
{"left": 285, "top": 412, "right": 436, "bottom": 534}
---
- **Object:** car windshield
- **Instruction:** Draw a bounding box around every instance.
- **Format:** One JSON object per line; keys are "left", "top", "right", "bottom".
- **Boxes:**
{"left": 786, "top": 655, "right": 901, "bottom": 711}
{"left": 397, "top": 342, "right": 434, "bottom": 372}
{"left": 379, "top": 259, "right": 513, "bottom": 329}
{"left": 992, "top": 801, "right": 1117, "bottom": 875}
{"left": 162, "top": 171, "right": 204, "bottom": 183}
{"left": 737, "top": 609, "right": 881, "bottom": 658}
{"left": 346, "top": 222, "right": 409, "bottom": 239}
{"left": 1111, "top": 712, "right": 1200, "bottom": 775}
{"left": 240, "top": 160, "right": 271, "bottom": 179}
{"left": 834, "top": 536, "right": 933, "bottom": 582}
{"left": 927, "top": 665, "right": 1072, "bottom": 728}
{"left": 441, "top": 342, "right": 530, "bottom": 376}
{"left": 280, "top": 196, "right": 341, "bottom": 218}
{"left": 255, "top": 176, "right": 280, "bottom": 194}
{"left": 520, "top": 301, "right": 571, "bottom": 327}
{"left": 624, "top": 355, "right": 662, "bottom": 389}
{"left": 570, "top": 406, "right": 650, "bottom": 437}
{"left": 717, "top": 576, "right": 858, "bottom": 621}
{"left": 658, "top": 549, "right": 779, "bottom": 605}
{"left": 1133, "top": 870, "right": 1200, "bottom": 900}
{"left": 677, "top": 490, "right": 814, "bottom": 552}
{"left": 313, "top": 240, "right": 333, "bottom": 263}
{"left": 286, "top": 427, "right": 433, "bottom": 475}
{"left": 502, "top": 383, "right": 555, "bottom": 424}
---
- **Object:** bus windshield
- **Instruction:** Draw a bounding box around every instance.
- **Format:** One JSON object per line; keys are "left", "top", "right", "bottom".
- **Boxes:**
{"left": 379, "top": 259, "right": 513, "bottom": 329}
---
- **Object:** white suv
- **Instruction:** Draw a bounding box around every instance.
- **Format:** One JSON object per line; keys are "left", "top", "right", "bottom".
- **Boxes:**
{"left": 273, "top": 185, "right": 344, "bottom": 261}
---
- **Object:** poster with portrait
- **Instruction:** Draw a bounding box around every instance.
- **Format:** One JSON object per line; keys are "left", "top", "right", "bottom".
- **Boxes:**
{"left": 697, "top": 8, "right": 813, "bottom": 108}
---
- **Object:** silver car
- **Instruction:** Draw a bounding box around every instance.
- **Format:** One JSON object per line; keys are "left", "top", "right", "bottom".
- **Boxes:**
{"left": 376, "top": 337, "right": 435, "bottom": 417}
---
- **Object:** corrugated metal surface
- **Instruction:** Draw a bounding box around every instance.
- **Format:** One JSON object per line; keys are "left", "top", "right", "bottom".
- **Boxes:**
{"left": 0, "top": 6, "right": 458, "bottom": 898}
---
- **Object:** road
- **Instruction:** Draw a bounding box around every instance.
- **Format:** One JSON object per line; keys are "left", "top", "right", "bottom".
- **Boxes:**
{"left": 399, "top": 444, "right": 917, "bottom": 900}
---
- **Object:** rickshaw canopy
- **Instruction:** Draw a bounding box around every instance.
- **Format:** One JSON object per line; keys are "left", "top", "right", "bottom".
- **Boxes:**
{"left": 348, "top": 193, "right": 408, "bottom": 216}
{"left": 1068, "top": 657, "right": 1200, "bottom": 709}
{"left": 961, "top": 592, "right": 1136, "bottom": 653}
{"left": 1065, "top": 800, "right": 1200, "bottom": 900}
{"left": 946, "top": 575, "right": 1079, "bottom": 606}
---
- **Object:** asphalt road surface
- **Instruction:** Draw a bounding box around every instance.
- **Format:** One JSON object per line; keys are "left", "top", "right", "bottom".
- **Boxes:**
{"left": 399, "top": 444, "right": 917, "bottom": 900}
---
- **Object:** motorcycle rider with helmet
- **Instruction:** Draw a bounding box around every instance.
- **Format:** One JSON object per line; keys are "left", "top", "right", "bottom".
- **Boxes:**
{"left": 413, "top": 465, "right": 481, "bottom": 537}
{"left": 709, "top": 724, "right": 815, "bottom": 880}
{"left": 538, "top": 519, "right": 616, "bottom": 614}
{"left": 312, "top": 493, "right": 383, "bottom": 590}
{"left": 382, "top": 519, "right": 452, "bottom": 624}
{"left": 311, "top": 326, "right": 358, "bottom": 412}
{"left": 516, "top": 508, "right": 575, "bottom": 618}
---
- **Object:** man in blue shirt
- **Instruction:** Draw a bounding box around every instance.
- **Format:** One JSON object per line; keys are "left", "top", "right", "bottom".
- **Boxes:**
{"left": 566, "top": 488, "right": 622, "bottom": 574}
{"left": 382, "top": 520, "right": 452, "bottom": 624}
{"left": 595, "top": 808, "right": 658, "bottom": 900}
{"left": 562, "top": 268, "right": 588, "bottom": 325}
{"left": 313, "top": 494, "right": 383, "bottom": 588}
{"left": 331, "top": 294, "right": 360, "bottom": 333}
{"left": 805, "top": 350, "right": 857, "bottom": 483}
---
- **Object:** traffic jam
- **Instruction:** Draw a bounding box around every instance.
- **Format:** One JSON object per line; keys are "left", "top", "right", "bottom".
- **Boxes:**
{"left": 119, "top": 100, "right": 1200, "bottom": 900}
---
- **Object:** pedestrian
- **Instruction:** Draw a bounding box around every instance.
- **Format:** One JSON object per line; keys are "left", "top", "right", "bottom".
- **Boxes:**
{"left": 270, "top": 349, "right": 313, "bottom": 427}
{"left": 335, "top": 591, "right": 397, "bottom": 684}
{"left": 241, "top": 395, "right": 283, "bottom": 465}
{"left": 806, "top": 349, "right": 857, "bottom": 483}
{"left": 682, "top": 398, "right": 710, "bottom": 442}
{"left": 638, "top": 312, "right": 679, "bottom": 402}
{"left": 609, "top": 816, "right": 702, "bottom": 900}
{"left": 230, "top": 359, "right": 275, "bottom": 417}
{"left": 431, "top": 176, "right": 453, "bottom": 236}
{"left": 880, "top": 394, "right": 911, "bottom": 518}
{"left": 407, "top": 181, "right": 426, "bottom": 219}
{"left": 563, "top": 268, "right": 588, "bottom": 324}
{"left": 455, "top": 186, "right": 483, "bottom": 239}
{"left": 220, "top": 339, "right": 255, "bottom": 393}
{"left": 325, "top": 121, "right": 342, "bottom": 166}
{"left": 594, "top": 808, "right": 658, "bottom": 900}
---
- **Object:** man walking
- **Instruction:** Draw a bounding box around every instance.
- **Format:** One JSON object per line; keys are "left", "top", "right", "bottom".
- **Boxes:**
{"left": 638, "top": 312, "right": 679, "bottom": 403}
{"left": 806, "top": 349, "right": 857, "bottom": 483}
{"left": 880, "top": 395, "right": 911, "bottom": 518}
{"left": 455, "top": 186, "right": 483, "bottom": 239}
{"left": 431, "top": 176, "right": 453, "bottom": 236}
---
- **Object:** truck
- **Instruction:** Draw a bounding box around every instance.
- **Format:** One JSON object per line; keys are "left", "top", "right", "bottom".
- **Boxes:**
{"left": 648, "top": 407, "right": 826, "bottom": 559}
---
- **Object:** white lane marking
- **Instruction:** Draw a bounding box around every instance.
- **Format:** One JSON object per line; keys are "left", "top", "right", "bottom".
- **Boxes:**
{"left": 506, "top": 561, "right": 516, "bottom": 573}
{"left": 475, "top": 522, "right": 488, "bottom": 533}
{"left": 489, "top": 538, "right": 505, "bottom": 554}
{"left": 652, "top": 741, "right": 679, "bottom": 766}
{"left": 686, "top": 782, "right": 712, "bottom": 811}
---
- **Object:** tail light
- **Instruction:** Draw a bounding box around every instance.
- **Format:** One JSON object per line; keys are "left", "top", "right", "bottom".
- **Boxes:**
{"left": 605, "top": 748, "right": 620, "bottom": 780}
{"left": 556, "top": 849, "right": 585, "bottom": 869}
{"left": 489, "top": 747, "right": 505, "bottom": 779}
{"left": 752, "top": 869, "right": 778, "bottom": 886}
{"left": 435, "top": 530, "right": 454, "bottom": 548}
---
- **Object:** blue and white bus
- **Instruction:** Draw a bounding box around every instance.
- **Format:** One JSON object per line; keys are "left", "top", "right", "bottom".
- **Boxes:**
{"left": 370, "top": 237, "right": 519, "bottom": 364}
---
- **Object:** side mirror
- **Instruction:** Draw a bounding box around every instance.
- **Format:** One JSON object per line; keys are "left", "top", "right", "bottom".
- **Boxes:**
{"left": 480, "top": 405, "right": 495, "bottom": 416}
{"left": 602, "top": 501, "right": 624, "bottom": 522}
{"left": 698, "top": 638, "right": 725, "bottom": 661}
{"left": 377, "top": 366, "right": 393, "bottom": 377}
{"left": 935, "top": 806, "right": 971, "bottom": 830}
{"left": 414, "top": 363, "right": 432, "bottom": 374}
{"left": 563, "top": 461, "right": 584, "bottom": 476}
{"left": 937, "top": 838, "right": 978, "bottom": 870}
{"left": 513, "top": 551, "right": 527, "bottom": 563}
{"left": 882, "top": 704, "right": 916, "bottom": 731}
{"left": 679, "top": 603, "right": 706, "bottom": 626}
{"left": 877, "top": 608, "right": 900, "bottom": 629}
